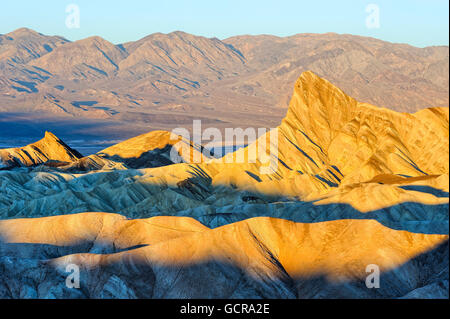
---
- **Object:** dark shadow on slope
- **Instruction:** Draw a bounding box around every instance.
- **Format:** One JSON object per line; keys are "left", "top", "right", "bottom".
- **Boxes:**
{"left": 96, "top": 145, "right": 214, "bottom": 171}
{"left": 0, "top": 236, "right": 446, "bottom": 299}
{"left": 291, "top": 240, "right": 449, "bottom": 299}
{"left": 97, "top": 144, "right": 175, "bottom": 169}
{"left": 185, "top": 201, "right": 449, "bottom": 235}
{"left": 1, "top": 163, "right": 448, "bottom": 235}
{"left": 11, "top": 80, "right": 39, "bottom": 93}
{"left": 398, "top": 185, "right": 449, "bottom": 198}
{"left": 0, "top": 240, "right": 148, "bottom": 260}
{"left": 0, "top": 252, "right": 295, "bottom": 299}
{"left": 71, "top": 101, "right": 98, "bottom": 108}
{"left": 161, "top": 167, "right": 448, "bottom": 235}
{"left": 245, "top": 170, "right": 262, "bottom": 182}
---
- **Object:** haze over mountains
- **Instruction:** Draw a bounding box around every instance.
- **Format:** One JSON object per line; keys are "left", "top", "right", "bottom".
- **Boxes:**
{"left": 0, "top": 71, "right": 448, "bottom": 298}
{"left": 0, "top": 28, "right": 448, "bottom": 146}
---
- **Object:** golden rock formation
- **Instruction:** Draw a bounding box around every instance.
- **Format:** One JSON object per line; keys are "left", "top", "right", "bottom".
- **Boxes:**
{"left": 0, "top": 71, "right": 448, "bottom": 298}
{"left": 0, "top": 213, "right": 447, "bottom": 298}
{"left": 156, "top": 71, "right": 449, "bottom": 212}
{"left": 98, "top": 130, "right": 210, "bottom": 167}
{"left": 0, "top": 131, "right": 82, "bottom": 168}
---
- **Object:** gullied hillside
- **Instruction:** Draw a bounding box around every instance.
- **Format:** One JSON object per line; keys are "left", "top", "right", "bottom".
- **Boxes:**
{"left": 191, "top": 71, "right": 449, "bottom": 211}
{"left": 225, "top": 33, "right": 449, "bottom": 111}
{"left": 118, "top": 31, "right": 247, "bottom": 85}
{"left": 0, "top": 28, "right": 68, "bottom": 66}
{"left": 30, "top": 36, "right": 129, "bottom": 80}
{"left": 0, "top": 72, "right": 448, "bottom": 298}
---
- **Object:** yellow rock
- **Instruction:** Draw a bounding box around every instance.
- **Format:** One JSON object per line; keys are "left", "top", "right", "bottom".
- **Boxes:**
{"left": 0, "top": 131, "right": 82, "bottom": 167}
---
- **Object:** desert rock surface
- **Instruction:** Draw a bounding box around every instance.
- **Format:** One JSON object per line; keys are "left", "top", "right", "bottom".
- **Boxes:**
{"left": 0, "top": 72, "right": 448, "bottom": 298}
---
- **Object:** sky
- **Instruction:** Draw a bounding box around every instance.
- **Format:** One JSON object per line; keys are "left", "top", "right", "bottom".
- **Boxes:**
{"left": 0, "top": 0, "right": 448, "bottom": 47}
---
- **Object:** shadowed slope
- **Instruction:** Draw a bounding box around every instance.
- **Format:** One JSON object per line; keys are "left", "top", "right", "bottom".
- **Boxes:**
{"left": 97, "top": 130, "right": 213, "bottom": 169}
{"left": 0, "top": 213, "right": 447, "bottom": 298}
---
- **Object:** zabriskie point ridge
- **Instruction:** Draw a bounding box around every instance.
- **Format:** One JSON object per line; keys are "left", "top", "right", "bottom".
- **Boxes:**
{"left": 0, "top": 71, "right": 448, "bottom": 298}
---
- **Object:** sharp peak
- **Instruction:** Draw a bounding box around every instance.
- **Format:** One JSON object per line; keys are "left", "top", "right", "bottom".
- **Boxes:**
{"left": 43, "top": 131, "right": 60, "bottom": 141}
{"left": 298, "top": 70, "right": 321, "bottom": 80}
{"left": 284, "top": 71, "right": 357, "bottom": 118}
{"left": 295, "top": 71, "right": 339, "bottom": 91}
{"left": 289, "top": 71, "right": 414, "bottom": 122}
{"left": 295, "top": 70, "right": 356, "bottom": 93}
{"left": 40, "top": 131, "right": 84, "bottom": 158}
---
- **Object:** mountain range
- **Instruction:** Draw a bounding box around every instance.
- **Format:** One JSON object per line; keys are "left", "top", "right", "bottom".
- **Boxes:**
{"left": 0, "top": 28, "right": 448, "bottom": 138}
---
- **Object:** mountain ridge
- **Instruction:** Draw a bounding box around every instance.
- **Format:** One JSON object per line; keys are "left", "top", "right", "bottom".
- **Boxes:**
{"left": 0, "top": 28, "right": 447, "bottom": 137}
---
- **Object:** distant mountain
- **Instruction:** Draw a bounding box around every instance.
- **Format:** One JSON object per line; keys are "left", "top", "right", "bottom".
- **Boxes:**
{"left": 0, "top": 28, "right": 68, "bottom": 65}
{"left": 119, "top": 31, "right": 247, "bottom": 84}
{"left": 31, "top": 36, "right": 128, "bottom": 80}
{"left": 0, "top": 28, "right": 448, "bottom": 131}
{"left": 224, "top": 33, "right": 449, "bottom": 111}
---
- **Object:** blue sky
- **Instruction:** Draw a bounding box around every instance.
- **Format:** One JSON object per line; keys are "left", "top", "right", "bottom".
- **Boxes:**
{"left": 1, "top": 0, "right": 448, "bottom": 47}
